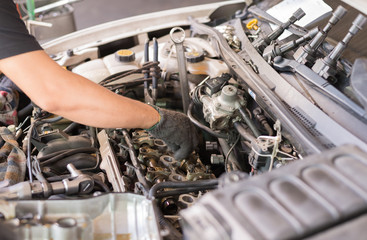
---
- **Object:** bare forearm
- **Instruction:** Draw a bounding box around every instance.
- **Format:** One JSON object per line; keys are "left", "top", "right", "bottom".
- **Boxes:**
{"left": 47, "top": 73, "right": 159, "bottom": 128}
{"left": 0, "top": 50, "right": 159, "bottom": 129}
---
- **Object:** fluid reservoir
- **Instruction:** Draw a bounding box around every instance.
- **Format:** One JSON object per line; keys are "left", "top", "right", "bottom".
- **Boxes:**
{"left": 72, "top": 59, "right": 109, "bottom": 84}
{"left": 158, "top": 38, "right": 229, "bottom": 78}
{"left": 103, "top": 49, "right": 139, "bottom": 74}
{"left": 187, "top": 54, "right": 228, "bottom": 78}
{"left": 72, "top": 49, "right": 140, "bottom": 84}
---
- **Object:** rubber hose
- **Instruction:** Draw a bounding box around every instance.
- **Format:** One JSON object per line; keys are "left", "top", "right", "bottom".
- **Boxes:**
{"left": 155, "top": 185, "right": 217, "bottom": 198}
{"left": 233, "top": 122, "right": 256, "bottom": 142}
{"left": 63, "top": 122, "right": 81, "bottom": 134}
{"left": 148, "top": 179, "right": 218, "bottom": 199}
{"left": 38, "top": 116, "right": 63, "bottom": 123}
{"left": 238, "top": 108, "right": 261, "bottom": 137}
{"left": 94, "top": 179, "right": 111, "bottom": 193}
{"left": 18, "top": 103, "right": 33, "bottom": 120}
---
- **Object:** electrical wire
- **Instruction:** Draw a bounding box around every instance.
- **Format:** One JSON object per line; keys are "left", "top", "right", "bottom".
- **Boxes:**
{"left": 26, "top": 116, "right": 64, "bottom": 182}
{"left": 224, "top": 134, "right": 241, "bottom": 172}
{"left": 16, "top": 3, "right": 22, "bottom": 18}
{"left": 26, "top": 122, "right": 35, "bottom": 182}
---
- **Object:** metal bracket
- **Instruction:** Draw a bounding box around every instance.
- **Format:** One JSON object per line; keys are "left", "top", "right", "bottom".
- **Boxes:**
{"left": 273, "top": 56, "right": 367, "bottom": 119}
{"left": 98, "top": 130, "right": 128, "bottom": 192}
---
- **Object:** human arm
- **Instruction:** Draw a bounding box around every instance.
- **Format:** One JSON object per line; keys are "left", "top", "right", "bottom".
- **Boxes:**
{"left": 0, "top": 0, "right": 198, "bottom": 159}
{"left": 0, "top": 50, "right": 160, "bottom": 129}
{"left": 0, "top": 50, "right": 198, "bottom": 160}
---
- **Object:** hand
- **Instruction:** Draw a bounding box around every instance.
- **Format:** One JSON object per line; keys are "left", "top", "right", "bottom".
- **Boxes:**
{"left": 147, "top": 107, "right": 199, "bottom": 160}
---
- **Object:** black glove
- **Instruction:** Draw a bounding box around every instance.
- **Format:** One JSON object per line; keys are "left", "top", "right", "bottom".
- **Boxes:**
{"left": 147, "top": 107, "right": 199, "bottom": 160}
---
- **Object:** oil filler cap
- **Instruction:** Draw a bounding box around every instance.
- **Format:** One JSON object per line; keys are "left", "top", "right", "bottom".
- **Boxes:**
{"left": 185, "top": 51, "right": 204, "bottom": 63}
{"left": 115, "top": 49, "right": 135, "bottom": 62}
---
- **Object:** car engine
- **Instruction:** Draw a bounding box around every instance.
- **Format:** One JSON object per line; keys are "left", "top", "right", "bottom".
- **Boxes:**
{"left": 0, "top": 0, "right": 366, "bottom": 239}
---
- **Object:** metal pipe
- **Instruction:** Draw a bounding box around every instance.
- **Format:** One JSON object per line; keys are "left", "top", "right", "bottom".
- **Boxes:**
{"left": 34, "top": 0, "right": 81, "bottom": 14}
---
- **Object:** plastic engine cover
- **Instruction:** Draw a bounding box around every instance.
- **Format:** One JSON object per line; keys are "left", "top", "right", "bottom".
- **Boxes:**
{"left": 181, "top": 144, "right": 367, "bottom": 240}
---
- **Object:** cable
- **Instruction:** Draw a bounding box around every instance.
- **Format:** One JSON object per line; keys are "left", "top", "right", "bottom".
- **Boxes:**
{"left": 26, "top": 122, "right": 35, "bottom": 182}
{"left": 191, "top": 84, "right": 205, "bottom": 106}
{"left": 225, "top": 134, "right": 241, "bottom": 167}
{"left": 99, "top": 62, "right": 159, "bottom": 86}
{"left": 16, "top": 3, "right": 22, "bottom": 18}
{"left": 187, "top": 102, "right": 227, "bottom": 139}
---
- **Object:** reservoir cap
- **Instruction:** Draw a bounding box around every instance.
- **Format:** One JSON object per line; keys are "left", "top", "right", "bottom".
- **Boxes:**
{"left": 185, "top": 50, "right": 205, "bottom": 63}
{"left": 115, "top": 49, "right": 135, "bottom": 62}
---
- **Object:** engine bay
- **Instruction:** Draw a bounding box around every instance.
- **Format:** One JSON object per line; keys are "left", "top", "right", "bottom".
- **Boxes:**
{"left": 0, "top": 0, "right": 366, "bottom": 239}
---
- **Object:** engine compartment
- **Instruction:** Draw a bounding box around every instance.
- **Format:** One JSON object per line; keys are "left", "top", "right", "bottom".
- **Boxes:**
{"left": 0, "top": 0, "right": 366, "bottom": 239}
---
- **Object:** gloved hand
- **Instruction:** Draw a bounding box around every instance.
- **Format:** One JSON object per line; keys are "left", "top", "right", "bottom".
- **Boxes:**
{"left": 147, "top": 107, "right": 199, "bottom": 160}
